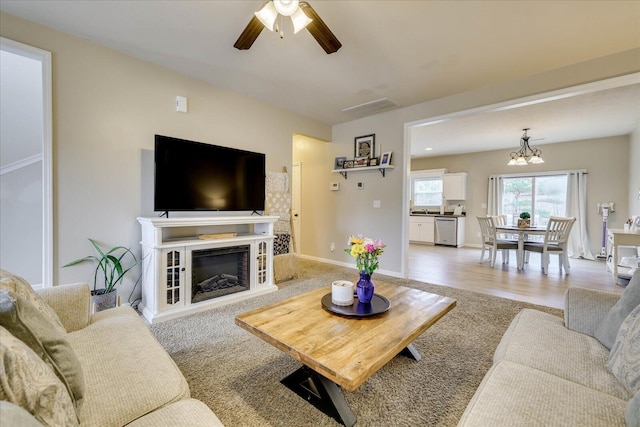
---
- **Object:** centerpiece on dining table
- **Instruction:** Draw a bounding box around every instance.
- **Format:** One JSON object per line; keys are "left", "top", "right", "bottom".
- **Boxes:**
{"left": 518, "top": 211, "right": 531, "bottom": 228}
{"left": 345, "top": 235, "right": 386, "bottom": 303}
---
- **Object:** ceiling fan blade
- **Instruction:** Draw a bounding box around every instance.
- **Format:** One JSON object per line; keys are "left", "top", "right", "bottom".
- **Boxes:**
{"left": 299, "top": 2, "right": 342, "bottom": 54}
{"left": 234, "top": 16, "right": 264, "bottom": 50}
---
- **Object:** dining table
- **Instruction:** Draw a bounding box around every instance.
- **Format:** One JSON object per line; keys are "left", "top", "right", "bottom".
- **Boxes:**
{"left": 495, "top": 225, "right": 547, "bottom": 270}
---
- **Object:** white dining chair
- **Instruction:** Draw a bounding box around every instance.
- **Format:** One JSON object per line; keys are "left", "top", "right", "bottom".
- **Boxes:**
{"left": 477, "top": 216, "right": 518, "bottom": 267}
{"left": 523, "top": 216, "right": 576, "bottom": 274}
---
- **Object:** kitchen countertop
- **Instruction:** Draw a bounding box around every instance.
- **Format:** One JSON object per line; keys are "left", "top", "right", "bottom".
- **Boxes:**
{"left": 410, "top": 213, "right": 466, "bottom": 217}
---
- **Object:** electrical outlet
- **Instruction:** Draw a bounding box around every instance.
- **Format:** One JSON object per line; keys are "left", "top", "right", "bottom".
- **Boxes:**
{"left": 330, "top": 242, "right": 335, "bottom": 252}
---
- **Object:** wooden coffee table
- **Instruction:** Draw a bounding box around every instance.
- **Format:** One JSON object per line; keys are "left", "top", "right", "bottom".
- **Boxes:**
{"left": 235, "top": 281, "right": 456, "bottom": 426}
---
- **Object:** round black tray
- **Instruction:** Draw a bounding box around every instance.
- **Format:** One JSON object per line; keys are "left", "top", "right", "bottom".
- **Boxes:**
{"left": 321, "top": 293, "right": 391, "bottom": 317}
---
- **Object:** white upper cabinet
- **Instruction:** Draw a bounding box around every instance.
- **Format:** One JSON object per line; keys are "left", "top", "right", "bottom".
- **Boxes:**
{"left": 443, "top": 173, "right": 467, "bottom": 200}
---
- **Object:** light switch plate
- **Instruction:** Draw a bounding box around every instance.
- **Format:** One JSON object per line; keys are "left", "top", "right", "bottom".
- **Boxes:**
{"left": 330, "top": 182, "right": 340, "bottom": 191}
{"left": 176, "top": 96, "right": 188, "bottom": 113}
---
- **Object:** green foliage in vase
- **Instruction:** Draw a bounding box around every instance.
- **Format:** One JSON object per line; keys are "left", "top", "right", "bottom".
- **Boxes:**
{"left": 63, "top": 239, "right": 141, "bottom": 294}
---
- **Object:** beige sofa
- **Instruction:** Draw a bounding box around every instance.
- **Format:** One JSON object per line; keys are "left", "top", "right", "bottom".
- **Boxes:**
{"left": 458, "top": 283, "right": 639, "bottom": 426}
{"left": 0, "top": 270, "right": 223, "bottom": 426}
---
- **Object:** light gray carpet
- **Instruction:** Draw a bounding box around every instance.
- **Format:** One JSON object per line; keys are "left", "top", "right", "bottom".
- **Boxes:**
{"left": 150, "top": 259, "right": 562, "bottom": 426}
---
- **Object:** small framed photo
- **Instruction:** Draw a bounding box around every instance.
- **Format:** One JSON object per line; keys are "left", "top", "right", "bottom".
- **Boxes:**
{"left": 334, "top": 156, "right": 347, "bottom": 169}
{"left": 354, "top": 134, "right": 375, "bottom": 159}
{"left": 368, "top": 157, "right": 379, "bottom": 166}
{"left": 353, "top": 156, "right": 368, "bottom": 168}
{"left": 380, "top": 151, "right": 392, "bottom": 166}
{"left": 343, "top": 160, "right": 354, "bottom": 169}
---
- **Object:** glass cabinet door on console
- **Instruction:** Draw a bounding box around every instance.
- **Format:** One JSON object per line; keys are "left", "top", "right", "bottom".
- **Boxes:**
{"left": 161, "top": 248, "right": 185, "bottom": 311}
{"left": 255, "top": 239, "right": 270, "bottom": 285}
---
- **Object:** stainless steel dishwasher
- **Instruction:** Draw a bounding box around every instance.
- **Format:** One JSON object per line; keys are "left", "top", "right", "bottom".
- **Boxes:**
{"left": 435, "top": 217, "right": 457, "bottom": 246}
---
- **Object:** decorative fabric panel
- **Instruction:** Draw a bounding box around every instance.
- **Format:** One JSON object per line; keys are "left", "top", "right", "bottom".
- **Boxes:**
{"left": 266, "top": 171, "right": 289, "bottom": 193}
{"left": 274, "top": 234, "right": 291, "bottom": 256}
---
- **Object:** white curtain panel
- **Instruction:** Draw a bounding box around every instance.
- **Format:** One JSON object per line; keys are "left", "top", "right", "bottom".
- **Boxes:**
{"left": 487, "top": 176, "right": 503, "bottom": 217}
{"left": 566, "top": 171, "right": 595, "bottom": 260}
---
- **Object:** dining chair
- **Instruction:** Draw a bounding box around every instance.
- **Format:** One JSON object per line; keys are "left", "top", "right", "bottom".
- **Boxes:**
{"left": 523, "top": 216, "right": 576, "bottom": 274}
{"left": 477, "top": 216, "right": 518, "bottom": 267}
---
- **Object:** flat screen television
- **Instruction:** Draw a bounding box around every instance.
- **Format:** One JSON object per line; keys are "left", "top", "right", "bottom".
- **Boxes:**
{"left": 154, "top": 135, "right": 266, "bottom": 213}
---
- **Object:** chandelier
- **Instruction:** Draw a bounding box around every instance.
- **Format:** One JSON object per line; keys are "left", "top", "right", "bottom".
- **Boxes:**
{"left": 508, "top": 128, "right": 544, "bottom": 165}
{"left": 255, "top": 0, "right": 313, "bottom": 36}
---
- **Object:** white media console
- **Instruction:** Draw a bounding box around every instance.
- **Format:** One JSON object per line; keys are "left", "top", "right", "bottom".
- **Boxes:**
{"left": 137, "top": 216, "right": 279, "bottom": 323}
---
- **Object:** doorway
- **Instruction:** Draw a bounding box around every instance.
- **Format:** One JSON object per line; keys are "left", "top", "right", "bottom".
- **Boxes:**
{"left": 0, "top": 38, "right": 52, "bottom": 287}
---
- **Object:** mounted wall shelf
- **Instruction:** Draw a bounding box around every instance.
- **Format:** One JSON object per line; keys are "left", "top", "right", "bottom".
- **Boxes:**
{"left": 331, "top": 165, "right": 395, "bottom": 179}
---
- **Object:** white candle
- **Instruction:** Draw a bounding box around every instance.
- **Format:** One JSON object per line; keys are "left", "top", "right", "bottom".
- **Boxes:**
{"left": 331, "top": 280, "right": 354, "bottom": 306}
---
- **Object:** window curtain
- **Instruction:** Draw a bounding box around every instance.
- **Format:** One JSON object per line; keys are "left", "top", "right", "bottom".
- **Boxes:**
{"left": 487, "top": 176, "right": 503, "bottom": 216}
{"left": 566, "top": 171, "right": 594, "bottom": 259}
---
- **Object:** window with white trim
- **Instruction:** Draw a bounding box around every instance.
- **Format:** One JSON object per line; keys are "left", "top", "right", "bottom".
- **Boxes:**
{"left": 411, "top": 170, "right": 445, "bottom": 208}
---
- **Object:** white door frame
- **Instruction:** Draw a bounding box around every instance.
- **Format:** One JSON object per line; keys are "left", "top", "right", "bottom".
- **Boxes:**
{"left": 1, "top": 37, "right": 53, "bottom": 287}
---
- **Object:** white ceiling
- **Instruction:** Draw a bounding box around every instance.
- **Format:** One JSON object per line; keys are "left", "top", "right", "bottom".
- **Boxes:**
{"left": 409, "top": 81, "right": 640, "bottom": 158}
{"left": 1, "top": 1, "right": 639, "bottom": 156}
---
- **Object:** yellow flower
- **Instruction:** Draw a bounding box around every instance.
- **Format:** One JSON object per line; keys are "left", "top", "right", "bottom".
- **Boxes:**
{"left": 350, "top": 243, "right": 365, "bottom": 257}
{"left": 349, "top": 235, "right": 364, "bottom": 245}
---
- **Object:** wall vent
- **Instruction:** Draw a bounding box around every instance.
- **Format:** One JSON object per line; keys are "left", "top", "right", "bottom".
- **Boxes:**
{"left": 341, "top": 98, "right": 399, "bottom": 118}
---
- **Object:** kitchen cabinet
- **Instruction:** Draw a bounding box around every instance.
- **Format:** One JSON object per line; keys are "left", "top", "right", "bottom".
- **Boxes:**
{"left": 410, "top": 216, "right": 435, "bottom": 243}
{"left": 443, "top": 173, "right": 467, "bottom": 200}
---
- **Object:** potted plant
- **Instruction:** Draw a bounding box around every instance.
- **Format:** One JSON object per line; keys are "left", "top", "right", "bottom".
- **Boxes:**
{"left": 518, "top": 212, "right": 531, "bottom": 228}
{"left": 63, "top": 238, "right": 141, "bottom": 312}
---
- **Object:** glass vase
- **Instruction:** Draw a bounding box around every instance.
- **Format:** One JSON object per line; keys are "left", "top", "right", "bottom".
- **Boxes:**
{"left": 356, "top": 271, "right": 375, "bottom": 303}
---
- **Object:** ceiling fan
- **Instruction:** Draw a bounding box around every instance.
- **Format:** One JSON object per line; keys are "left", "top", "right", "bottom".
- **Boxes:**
{"left": 234, "top": 0, "right": 342, "bottom": 54}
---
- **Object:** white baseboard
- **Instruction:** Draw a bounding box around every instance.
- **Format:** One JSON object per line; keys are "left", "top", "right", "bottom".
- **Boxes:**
{"left": 298, "top": 254, "right": 404, "bottom": 278}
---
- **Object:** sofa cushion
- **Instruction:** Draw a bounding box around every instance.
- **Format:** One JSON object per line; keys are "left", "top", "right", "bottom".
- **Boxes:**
{"left": 628, "top": 391, "right": 640, "bottom": 427}
{"left": 457, "top": 360, "right": 628, "bottom": 426}
{"left": 0, "top": 327, "right": 79, "bottom": 427}
{"left": 0, "top": 289, "right": 85, "bottom": 409}
{"left": 595, "top": 269, "right": 640, "bottom": 349}
{"left": 67, "top": 306, "right": 190, "bottom": 427}
{"left": 0, "top": 401, "right": 45, "bottom": 427}
{"left": 607, "top": 303, "right": 640, "bottom": 394}
{"left": 0, "top": 269, "right": 66, "bottom": 334}
{"left": 494, "top": 308, "right": 629, "bottom": 399}
{"left": 125, "top": 398, "right": 224, "bottom": 427}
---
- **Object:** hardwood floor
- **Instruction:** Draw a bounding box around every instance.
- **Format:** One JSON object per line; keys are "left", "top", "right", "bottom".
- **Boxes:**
{"left": 407, "top": 243, "right": 625, "bottom": 309}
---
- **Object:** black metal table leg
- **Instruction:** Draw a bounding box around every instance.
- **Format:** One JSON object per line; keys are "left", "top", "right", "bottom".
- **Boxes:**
{"left": 281, "top": 366, "right": 356, "bottom": 427}
{"left": 400, "top": 343, "right": 422, "bottom": 361}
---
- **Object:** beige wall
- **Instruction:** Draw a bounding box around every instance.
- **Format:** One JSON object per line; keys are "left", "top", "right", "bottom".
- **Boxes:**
{"left": 411, "top": 136, "right": 630, "bottom": 256}
{"left": 328, "top": 49, "right": 639, "bottom": 276}
{"left": 0, "top": 12, "right": 331, "bottom": 299}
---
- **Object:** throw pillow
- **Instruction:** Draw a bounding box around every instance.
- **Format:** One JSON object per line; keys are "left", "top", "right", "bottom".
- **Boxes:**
{"left": 0, "top": 269, "right": 66, "bottom": 334}
{"left": 595, "top": 269, "right": 640, "bottom": 349}
{"left": 0, "top": 327, "right": 79, "bottom": 426}
{"left": 606, "top": 303, "right": 640, "bottom": 395}
{"left": 0, "top": 289, "right": 85, "bottom": 410}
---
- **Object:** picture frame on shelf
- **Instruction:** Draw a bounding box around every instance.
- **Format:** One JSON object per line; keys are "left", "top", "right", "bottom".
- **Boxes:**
{"left": 354, "top": 156, "right": 368, "bottom": 168}
{"left": 354, "top": 134, "right": 375, "bottom": 159}
{"left": 380, "top": 151, "right": 392, "bottom": 166}
{"left": 368, "top": 157, "right": 379, "bottom": 166}
{"left": 343, "top": 160, "right": 354, "bottom": 169}
{"left": 334, "top": 156, "right": 347, "bottom": 169}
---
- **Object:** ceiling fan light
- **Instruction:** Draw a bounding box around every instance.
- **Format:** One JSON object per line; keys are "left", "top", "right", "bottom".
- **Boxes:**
{"left": 274, "top": 0, "right": 299, "bottom": 16}
{"left": 291, "top": 7, "right": 312, "bottom": 34}
{"left": 255, "top": 1, "right": 278, "bottom": 31}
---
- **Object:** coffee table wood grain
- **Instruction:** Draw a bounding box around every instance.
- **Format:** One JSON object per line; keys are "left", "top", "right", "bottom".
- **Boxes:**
{"left": 236, "top": 281, "right": 456, "bottom": 425}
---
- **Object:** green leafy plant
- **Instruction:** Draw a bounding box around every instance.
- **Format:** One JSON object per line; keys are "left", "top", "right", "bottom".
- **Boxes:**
{"left": 63, "top": 239, "right": 141, "bottom": 294}
{"left": 519, "top": 212, "right": 531, "bottom": 219}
